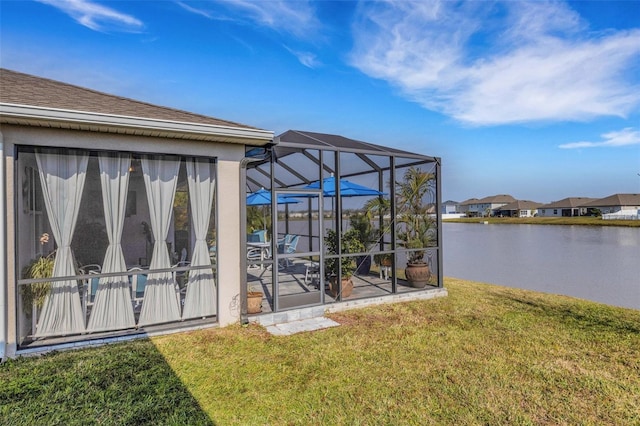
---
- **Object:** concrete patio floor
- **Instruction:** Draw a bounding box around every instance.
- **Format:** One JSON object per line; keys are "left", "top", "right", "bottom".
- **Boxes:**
{"left": 247, "top": 259, "right": 443, "bottom": 317}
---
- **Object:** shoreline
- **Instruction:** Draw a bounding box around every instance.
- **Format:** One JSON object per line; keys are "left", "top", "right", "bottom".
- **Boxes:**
{"left": 443, "top": 216, "right": 640, "bottom": 227}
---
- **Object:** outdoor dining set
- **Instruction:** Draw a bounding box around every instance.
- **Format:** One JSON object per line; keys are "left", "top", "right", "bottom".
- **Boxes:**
{"left": 247, "top": 231, "right": 301, "bottom": 270}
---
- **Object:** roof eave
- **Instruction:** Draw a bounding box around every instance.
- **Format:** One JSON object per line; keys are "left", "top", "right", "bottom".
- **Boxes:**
{"left": 0, "top": 103, "right": 274, "bottom": 145}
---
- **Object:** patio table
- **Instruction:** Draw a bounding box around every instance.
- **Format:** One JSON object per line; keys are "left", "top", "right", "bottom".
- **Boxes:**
{"left": 247, "top": 241, "right": 271, "bottom": 269}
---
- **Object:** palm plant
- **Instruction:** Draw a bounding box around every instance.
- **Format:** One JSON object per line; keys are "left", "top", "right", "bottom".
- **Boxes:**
{"left": 246, "top": 206, "right": 270, "bottom": 236}
{"left": 396, "top": 167, "right": 436, "bottom": 264}
{"left": 362, "top": 196, "right": 393, "bottom": 267}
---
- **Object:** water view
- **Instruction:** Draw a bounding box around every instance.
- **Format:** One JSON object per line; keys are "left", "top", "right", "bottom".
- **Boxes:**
{"left": 443, "top": 222, "right": 640, "bottom": 310}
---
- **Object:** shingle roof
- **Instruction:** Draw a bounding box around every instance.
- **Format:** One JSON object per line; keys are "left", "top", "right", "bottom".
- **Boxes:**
{"left": 580, "top": 194, "right": 640, "bottom": 208}
{"left": 475, "top": 194, "right": 516, "bottom": 204}
{"left": 0, "top": 68, "right": 257, "bottom": 129}
{"left": 539, "top": 197, "right": 598, "bottom": 209}
{"left": 459, "top": 198, "right": 480, "bottom": 205}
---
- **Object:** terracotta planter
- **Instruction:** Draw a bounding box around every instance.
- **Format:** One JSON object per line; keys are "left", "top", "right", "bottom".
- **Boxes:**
{"left": 329, "top": 277, "right": 353, "bottom": 298}
{"left": 247, "top": 291, "right": 263, "bottom": 314}
{"left": 405, "top": 263, "right": 431, "bottom": 288}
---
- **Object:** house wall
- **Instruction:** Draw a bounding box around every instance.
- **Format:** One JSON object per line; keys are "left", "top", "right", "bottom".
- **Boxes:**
{"left": 596, "top": 205, "right": 640, "bottom": 214}
{"left": 441, "top": 204, "right": 458, "bottom": 214}
{"left": 539, "top": 208, "right": 562, "bottom": 217}
{"left": 524, "top": 209, "right": 537, "bottom": 217}
{"left": 216, "top": 159, "right": 241, "bottom": 326}
{"left": 2, "top": 133, "right": 17, "bottom": 357}
{"left": 1, "top": 124, "right": 246, "bottom": 357}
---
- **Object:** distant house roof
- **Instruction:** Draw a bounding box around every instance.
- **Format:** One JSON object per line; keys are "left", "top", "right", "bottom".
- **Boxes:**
{"left": 538, "top": 197, "right": 597, "bottom": 209}
{"left": 580, "top": 194, "right": 640, "bottom": 208}
{"left": 443, "top": 200, "right": 459, "bottom": 205}
{"left": 497, "top": 200, "right": 542, "bottom": 211}
{"left": 0, "top": 68, "right": 272, "bottom": 145}
{"left": 459, "top": 198, "right": 480, "bottom": 205}
{"left": 476, "top": 194, "right": 516, "bottom": 204}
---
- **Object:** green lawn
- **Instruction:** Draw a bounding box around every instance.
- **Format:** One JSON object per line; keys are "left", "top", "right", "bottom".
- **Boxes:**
{"left": 2, "top": 278, "right": 639, "bottom": 425}
{"left": 444, "top": 216, "right": 640, "bottom": 227}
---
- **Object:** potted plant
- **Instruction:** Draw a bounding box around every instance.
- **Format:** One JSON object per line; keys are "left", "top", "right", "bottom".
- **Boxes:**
{"left": 364, "top": 196, "right": 392, "bottom": 276}
{"left": 21, "top": 252, "right": 55, "bottom": 314}
{"left": 349, "top": 213, "right": 375, "bottom": 275}
{"left": 396, "top": 167, "right": 436, "bottom": 288}
{"left": 373, "top": 253, "right": 392, "bottom": 267}
{"left": 247, "top": 285, "right": 263, "bottom": 314}
{"left": 21, "top": 233, "right": 56, "bottom": 333}
{"left": 324, "top": 228, "right": 365, "bottom": 298}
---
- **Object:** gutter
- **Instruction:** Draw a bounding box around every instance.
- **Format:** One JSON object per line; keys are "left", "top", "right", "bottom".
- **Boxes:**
{"left": 0, "top": 104, "right": 274, "bottom": 145}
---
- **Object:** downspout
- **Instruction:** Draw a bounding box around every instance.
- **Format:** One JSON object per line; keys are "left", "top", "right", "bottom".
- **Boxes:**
{"left": 0, "top": 132, "right": 7, "bottom": 361}
{"left": 435, "top": 157, "right": 443, "bottom": 289}
{"left": 390, "top": 155, "right": 397, "bottom": 293}
{"left": 239, "top": 148, "right": 272, "bottom": 324}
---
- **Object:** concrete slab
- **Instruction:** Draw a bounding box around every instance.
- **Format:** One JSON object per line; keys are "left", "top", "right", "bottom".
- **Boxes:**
{"left": 265, "top": 317, "right": 340, "bottom": 336}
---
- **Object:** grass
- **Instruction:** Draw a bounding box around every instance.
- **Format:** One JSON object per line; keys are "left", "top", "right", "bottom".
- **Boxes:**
{"left": 443, "top": 216, "right": 640, "bottom": 227}
{"left": 2, "top": 278, "right": 639, "bottom": 425}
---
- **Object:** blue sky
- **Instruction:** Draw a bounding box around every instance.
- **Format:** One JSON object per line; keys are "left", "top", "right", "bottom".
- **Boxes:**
{"left": 1, "top": 0, "right": 639, "bottom": 202}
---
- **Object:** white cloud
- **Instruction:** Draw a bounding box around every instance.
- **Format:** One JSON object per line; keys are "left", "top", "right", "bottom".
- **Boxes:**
{"left": 176, "top": 2, "right": 214, "bottom": 20}
{"left": 37, "top": 0, "right": 143, "bottom": 32}
{"left": 559, "top": 127, "right": 640, "bottom": 149}
{"left": 350, "top": 0, "right": 640, "bottom": 125}
{"left": 213, "top": 0, "right": 318, "bottom": 39}
{"left": 284, "top": 46, "right": 321, "bottom": 68}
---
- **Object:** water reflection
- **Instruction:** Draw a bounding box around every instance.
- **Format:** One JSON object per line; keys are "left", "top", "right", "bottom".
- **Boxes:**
{"left": 443, "top": 223, "right": 640, "bottom": 310}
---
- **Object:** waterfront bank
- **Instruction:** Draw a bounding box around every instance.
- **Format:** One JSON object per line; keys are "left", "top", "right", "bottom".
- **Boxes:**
{"left": 444, "top": 216, "right": 640, "bottom": 227}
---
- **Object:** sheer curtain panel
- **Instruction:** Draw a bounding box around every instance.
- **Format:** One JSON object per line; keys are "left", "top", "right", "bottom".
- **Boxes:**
{"left": 34, "top": 150, "right": 88, "bottom": 337}
{"left": 87, "top": 153, "right": 136, "bottom": 332}
{"left": 182, "top": 158, "right": 216, "bottom": 319}
{"left": 138, "top": 156, "right": 182, "bottom": 326}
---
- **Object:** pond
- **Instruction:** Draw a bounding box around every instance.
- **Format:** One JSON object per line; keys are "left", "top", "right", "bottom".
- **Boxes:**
{"left": 443, "top": 222, "right": 640, "bottom": 310}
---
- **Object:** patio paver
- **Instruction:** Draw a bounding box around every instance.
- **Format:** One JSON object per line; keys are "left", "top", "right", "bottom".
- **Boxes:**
{"left": 265, "top": 317, "right": 340, "bottom": 336}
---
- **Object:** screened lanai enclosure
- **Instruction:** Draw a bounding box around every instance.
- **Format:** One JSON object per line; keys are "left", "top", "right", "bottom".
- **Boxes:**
{"left": 12, "top": 130, "right": 440, "bottom": 350}
{"left": 243, "top": 130, "right": 442, "bottom": 315}
{"left": 16, "top": 148, "right": 218, "bottom": 348}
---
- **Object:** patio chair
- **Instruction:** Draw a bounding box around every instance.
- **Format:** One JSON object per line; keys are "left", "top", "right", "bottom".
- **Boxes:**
{"left": 172, "top": 248, "right": 190, "bottom": 286}
{"left": 128, "top": 267, "right": 147, "bottom": 309}
{"left": 78, "top": 264, "right": 101, "bottom": 309}
{"left": 209, "top": 245, "right": 217, "bottom": 263}
{"left": 247, "top": 247, "right": 263, "bottom": 269}
{"left": 278, "top": 234, "right": 299, "bottom": 268}
{"left": 304, "top": 261, "right": 320, "bottom": 288}
{"left": 248, "top": 230, "right": 267, "bottom": 243}
{"left": 277, "top": 234, "right": 294, "bottom": 246}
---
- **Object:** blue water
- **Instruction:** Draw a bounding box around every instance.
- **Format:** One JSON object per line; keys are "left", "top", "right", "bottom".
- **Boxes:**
{"left": 443, "top": 223, "right": 640, "bottom": 310}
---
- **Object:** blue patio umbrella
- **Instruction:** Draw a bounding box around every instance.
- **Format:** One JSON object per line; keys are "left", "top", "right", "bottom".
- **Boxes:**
{"left": 246, "top": 188, "right": 300, "bottom": 206}
{"left": 303, "top": 176, "right": 385, "bottom": 197}
{"left": 246, "top": 189, "right": 299, "bottom": 232}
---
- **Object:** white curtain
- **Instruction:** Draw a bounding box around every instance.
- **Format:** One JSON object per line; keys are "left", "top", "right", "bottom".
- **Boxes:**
{"left": 34, "top": 150, "right": 88, "bottom": 337}
{"left": 86, "top": 153, "right": 135, "bottom": 332}
{"left": 182, "top": 158, "right": 216, "bottom": 319}
{"left": 138, "top": 155, "right": 181, "bottom": 326}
